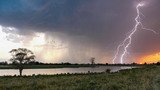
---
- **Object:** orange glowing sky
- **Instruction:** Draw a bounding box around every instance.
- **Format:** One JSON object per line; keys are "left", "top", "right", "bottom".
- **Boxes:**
{"left": 139, "top": 52, "right": 160, "bottom": 64}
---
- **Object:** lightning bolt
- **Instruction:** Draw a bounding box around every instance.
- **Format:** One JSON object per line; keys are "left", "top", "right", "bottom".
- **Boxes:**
{"left": 112, "top": 2, "right": 158, "bottom": 64}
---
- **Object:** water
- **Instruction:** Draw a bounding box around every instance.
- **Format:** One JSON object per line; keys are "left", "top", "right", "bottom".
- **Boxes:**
{"left": 0, "top": 66, "right": 136, "bottom": 76}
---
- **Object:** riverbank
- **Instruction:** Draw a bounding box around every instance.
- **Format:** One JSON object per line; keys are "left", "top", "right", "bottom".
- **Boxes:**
{"left": 0, "top": 65, "right": 159, "bottom": 90}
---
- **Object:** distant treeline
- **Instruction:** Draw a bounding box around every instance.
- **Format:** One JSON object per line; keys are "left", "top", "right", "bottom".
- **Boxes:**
{"left": 0, "top": 61, "right": 160, "bottom": 66}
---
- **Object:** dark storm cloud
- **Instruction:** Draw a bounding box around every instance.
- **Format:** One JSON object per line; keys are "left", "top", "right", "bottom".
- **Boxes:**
{"left": 0, "top": 0, "right": 135, "bottom": 45}
{"left": 0, "top": 0, "right": 160, "bottom": 63}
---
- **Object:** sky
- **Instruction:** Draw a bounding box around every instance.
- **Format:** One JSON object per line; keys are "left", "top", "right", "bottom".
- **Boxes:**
{"left": 0, "top": 0, "right": 160, "bottom": 64}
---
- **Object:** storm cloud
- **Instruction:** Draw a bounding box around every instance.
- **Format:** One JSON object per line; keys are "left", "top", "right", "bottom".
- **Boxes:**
{"left": 0, "top": 0, "right": 160, "bottom": 63}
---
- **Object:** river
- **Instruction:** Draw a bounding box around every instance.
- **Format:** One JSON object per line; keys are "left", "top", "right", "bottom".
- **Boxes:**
{"left": 0, "top": 66, "right": 136, "bottom": 76}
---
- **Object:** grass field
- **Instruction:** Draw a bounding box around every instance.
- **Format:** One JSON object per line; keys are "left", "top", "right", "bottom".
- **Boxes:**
{"left": 0, "top": 65, "right": 159, "bottom": 90}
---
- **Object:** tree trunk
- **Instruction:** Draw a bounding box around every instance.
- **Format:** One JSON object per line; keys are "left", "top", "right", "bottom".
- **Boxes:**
{"left": 19, "top": 60, "right": 23, "bottom": 76}
{"left": 19, "top": 68, "right": 23, "bottom": 76}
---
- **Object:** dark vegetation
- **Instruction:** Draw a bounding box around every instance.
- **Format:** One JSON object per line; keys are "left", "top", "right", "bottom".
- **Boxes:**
{"left": 9, "top": 48, "right": 35, "bottom": 76}
{"left": 1, "top": 61, "right": 160, "bottom": 69}
{"left": 0, "top": 65, "right": 160, "bottom": 90}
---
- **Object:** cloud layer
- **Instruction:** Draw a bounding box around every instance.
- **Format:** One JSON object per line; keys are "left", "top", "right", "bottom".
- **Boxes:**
{"left": 0, "top": 0, "right": 160, "bottom": 63}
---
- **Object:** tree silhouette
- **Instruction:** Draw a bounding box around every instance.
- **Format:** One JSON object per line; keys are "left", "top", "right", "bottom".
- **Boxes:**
{"left": 90, "top": 57, "right": 95, "bottom": 65}
{"left": 9, "top": 48, "right": 35, "bottom": 76}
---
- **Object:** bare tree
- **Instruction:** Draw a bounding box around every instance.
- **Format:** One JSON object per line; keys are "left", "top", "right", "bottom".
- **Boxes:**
{"left": 9, "top": 48, "right": 35, "bottom": 76}
{"left": 90, "top": 57, "right": 95, "bottom": 65}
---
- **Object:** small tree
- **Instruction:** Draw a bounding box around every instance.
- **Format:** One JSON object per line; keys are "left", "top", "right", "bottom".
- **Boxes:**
{"left": 90, "top": 57, "right": 95, "bottom": 65}
{"left": 9, "top": 48, "right": 35, "bottom": 76}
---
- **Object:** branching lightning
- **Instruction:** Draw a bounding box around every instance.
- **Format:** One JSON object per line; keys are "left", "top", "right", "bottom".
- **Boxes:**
{"left": 113, "top": 2, "right": 158, "bottom": 64}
